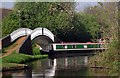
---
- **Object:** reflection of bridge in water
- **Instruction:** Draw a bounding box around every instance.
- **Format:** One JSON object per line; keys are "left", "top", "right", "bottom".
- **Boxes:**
{"left": 2, "top": 56, "right": 88, "bottom": 77}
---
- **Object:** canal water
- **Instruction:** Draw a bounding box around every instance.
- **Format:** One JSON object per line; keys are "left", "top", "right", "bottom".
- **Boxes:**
{"left": 2, "top": 56, "right": 111, "bottom": 78}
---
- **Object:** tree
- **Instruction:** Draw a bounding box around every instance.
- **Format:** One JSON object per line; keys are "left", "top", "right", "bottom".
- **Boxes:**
{"left": 2, "top": 2, "right": 75, "bottom": 38}
{"left": 2, "top": 2, "right": 100, "bottom": 42}
{"left": 2, "top": 11, "right": 20, "bottom": 36}
{"left": 71, "top": 13, "right": 100, "bottom": 42}
{"left": 84, "top": 2, "right": 119, "bottom": 75}
{"left": 84, "top": 2, "right": 118, "bottom": 42}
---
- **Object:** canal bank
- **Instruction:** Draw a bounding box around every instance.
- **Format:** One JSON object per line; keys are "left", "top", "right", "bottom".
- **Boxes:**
{"left": 1, "top": 52, "right": 48, "bottom": 71}
{"left": 2, "top": 56, "right": 118, "bottom": 78}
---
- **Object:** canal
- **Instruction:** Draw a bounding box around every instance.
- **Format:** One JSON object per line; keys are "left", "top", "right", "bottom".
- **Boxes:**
{"left": 2, "top": 55, "right": 111, "bottom": 78}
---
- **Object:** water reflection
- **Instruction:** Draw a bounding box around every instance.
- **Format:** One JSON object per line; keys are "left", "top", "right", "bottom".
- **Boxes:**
{"left": 2, "top": 69, "right": 32, "bottom": 78}
{"left": 2, "top": 56, "right": 110, "bottom": 78}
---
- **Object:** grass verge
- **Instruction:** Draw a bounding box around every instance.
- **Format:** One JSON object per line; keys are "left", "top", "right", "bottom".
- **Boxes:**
{"left": 2, "top": 53, "right": 48, "bottom": 63}
{"left": 1, "top": 51, "right": 48, "bottom": 70}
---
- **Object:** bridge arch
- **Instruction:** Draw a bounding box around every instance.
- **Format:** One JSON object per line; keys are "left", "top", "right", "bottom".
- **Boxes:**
{"left": 10, "top": 28, "right": 32, "bottom": 42}
{"left": 31, "top": 28, "right": 54, "bottom": 42}
{"left": 31, "top": 28, "right": 54, "bottom": 51}
{"left": 2, "top": 27, "right": 54, "bottom": 53}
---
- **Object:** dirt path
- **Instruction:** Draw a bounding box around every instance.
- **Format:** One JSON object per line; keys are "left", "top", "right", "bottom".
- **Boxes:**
{"left": 0, "top": 36, "right": 26, "bottom": 58}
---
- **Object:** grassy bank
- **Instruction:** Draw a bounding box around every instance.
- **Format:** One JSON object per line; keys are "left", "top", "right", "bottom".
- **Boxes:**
{"left": 0, "top": 53, "right": 47, "bottom": 70}
{"left": 1, "top": 47, "right": 48, "bottom": 70}
{"left": 89, "top": 40, "right": 119, "bottom": 76}
{"left": 2, "top": 52, "right": 48, "bottom": 64}
{"left": 1, "top": 53, "right": 47, "bottom": 70}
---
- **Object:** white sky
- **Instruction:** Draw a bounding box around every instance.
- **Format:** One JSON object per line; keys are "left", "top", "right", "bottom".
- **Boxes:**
{"left": 1, "top": 0, "right": 120, "bottom": 2}
{"left": 0, "top": 0, "right": 119, "bottom": 12}
{"left": 75, "top": 2, "right": 98, "bottom": 12}
{"left": 1, "top": 2, "right": 98, "bottom": 12}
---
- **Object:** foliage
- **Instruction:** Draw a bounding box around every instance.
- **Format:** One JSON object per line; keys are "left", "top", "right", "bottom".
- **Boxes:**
{"left": 0, "top": 21, "right": 2, "bottom": 38}
{"left": 1, "top": 52, "right": 47, "bottom": 70}
{"left": 89, "top": 40, "right": 119, "bottom": 76}
{"left": 2, "top": 2, "right": 100, "bottom": 42}
{"left": 2, "top": 11, "right": 20, "bottom": 37}
{"left": 33, "top": 46, "right": 41, "bottom": 55}
{"left": 1, "top": 48, "right": 6, "bottom": 53}
{"left": 2, "top": 2, "right": 75, "bottom": 38}
{"left": 72, "top": 13, "right": 100, "bottom": 42}
{"left": 55, "top": 13, "right": 100, "bottom": 42}
{"left": 84, "top": 2, "right": 118, "bottom": 41}
{"left": 85, "top": 2, "right": 119, "bottom": 75}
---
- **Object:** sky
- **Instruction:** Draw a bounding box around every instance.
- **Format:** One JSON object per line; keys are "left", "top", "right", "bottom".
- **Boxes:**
{"left": 1, "top": 0, "right": 119, "bottom": 10}
{"left": 1, "top": 0, "right": 119, "bottom": 12}
{"left": 75, "top": 2, "right": 98, "bottom": 12}
{"left": 1, "top": 2, "right": 98, "bottom": 12}
{"left": 2, "top": 2, "right": 14, "bottom": 9}
{"left": 1, "top": 0, "right": 119, "bottom": 2}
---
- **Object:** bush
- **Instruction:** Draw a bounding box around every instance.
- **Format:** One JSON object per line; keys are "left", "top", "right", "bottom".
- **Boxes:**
{"left": 2, "top": 48, "right": 6, "bottom": 53}
{"left": 33, "top": 47, "right": 40, "bottom": 55}
{"left": 89, "top": 40, "right": 119, "bottom": 76}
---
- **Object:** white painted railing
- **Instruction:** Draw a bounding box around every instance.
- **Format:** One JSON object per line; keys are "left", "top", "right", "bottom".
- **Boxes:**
{"left": 31, "top": 28, "right": 54, "bottom": 42}
{"left": 10, "top": 27, "right": 54, "bottom": 42}
{"left": 31, "top": 28, "right": 43, "bottom": 40}
{"left": 10, "top": 28, "right": 32, "bottom": 42}
{"left": 43, "top": 28, "right": 54, "bottom": 42}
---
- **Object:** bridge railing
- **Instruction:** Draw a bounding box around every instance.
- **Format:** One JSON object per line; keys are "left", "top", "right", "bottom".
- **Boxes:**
{"left": 31, "top": 28, "right": 54, "bottom": 42}
{"left": 43, "top": 28, "right": 54, "bottom": 42}
{"left": 31, "top": 28, "right": 42, "bottom": 40}
{"left": 10, "top": 28, "right": 32, "bottom": 42}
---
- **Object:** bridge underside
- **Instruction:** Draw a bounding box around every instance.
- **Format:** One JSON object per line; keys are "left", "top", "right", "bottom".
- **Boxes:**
{"left": 1, "top": 27, "right": 55, "bottom": 55}
{"left": 33, "top": 35, "right": 53, "bottom": 51}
